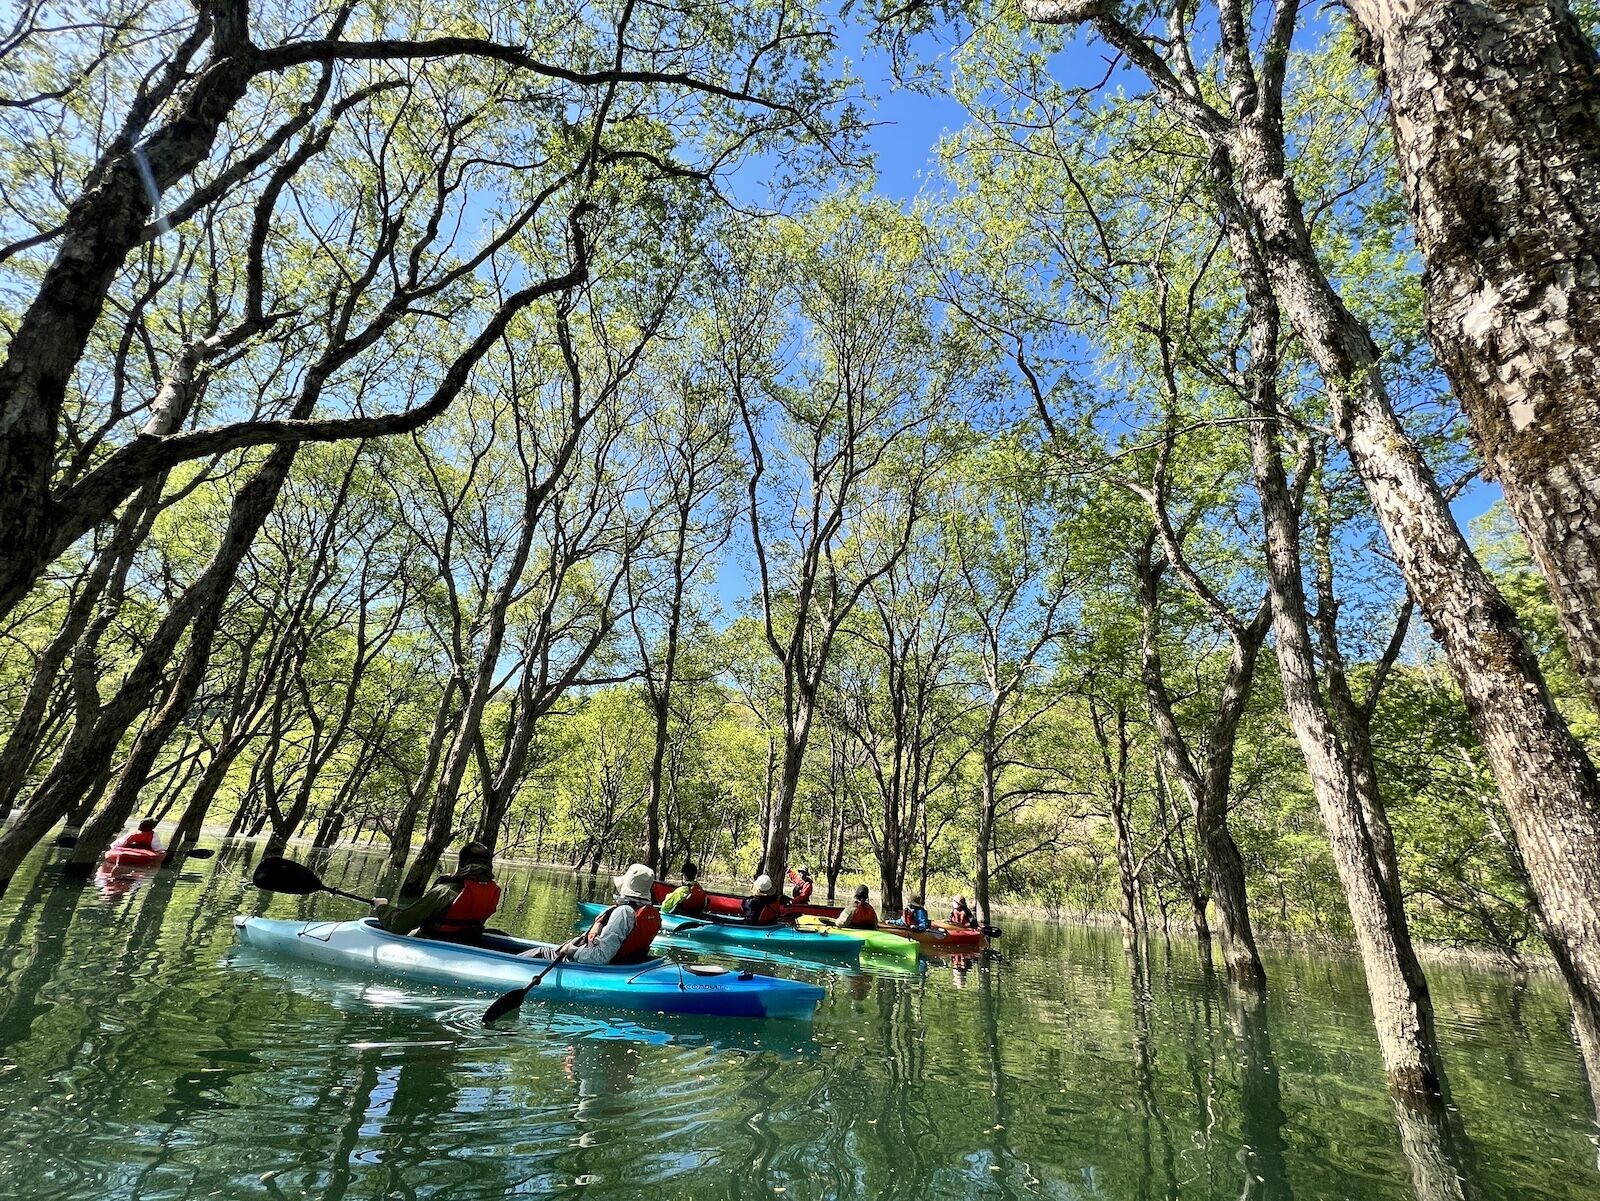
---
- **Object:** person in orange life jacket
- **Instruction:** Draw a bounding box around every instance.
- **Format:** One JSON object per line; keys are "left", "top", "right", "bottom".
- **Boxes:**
{"left": 525, "top": 864, "right": 661, "bottom": 965}
{"left": 785, "top": 865, "right": 814, "bottom": 904}
{"left": 741, "top": 874, "right": 783, "bottom": 925}
{"left": 900, "top": 896, "right": 931, "bottom": 931}
{"left": 948, "top": 896, "right": 979, "bottom": 929}
{"left": 830, "top": 885, "right": 877, "bottom": 929}
{"left": 371, "top": 841, "right": 501, "bottom": 942}
{"left": 114, "top": 818, "right": 165, "bottom": 854}
{"left": 660, "top": 860, "right": 707, "bottom": 916}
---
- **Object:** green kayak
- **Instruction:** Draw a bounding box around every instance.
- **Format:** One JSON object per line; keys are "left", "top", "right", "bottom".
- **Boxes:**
{"left": 794, "top": 914, "right": 918, "bottom": 957}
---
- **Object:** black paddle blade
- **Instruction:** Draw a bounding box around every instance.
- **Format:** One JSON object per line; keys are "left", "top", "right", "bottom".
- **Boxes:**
{"left": 251, "top": 856, "right": 325, "bottom": 895}
{"left": 184, "top": 848, "right": 216, "bottom": 860}
{"left": 482, "top": 983, "right": 532, "bottom": 1025}
{"left": 53, "top": 834, "right": 79, "bottom": 848}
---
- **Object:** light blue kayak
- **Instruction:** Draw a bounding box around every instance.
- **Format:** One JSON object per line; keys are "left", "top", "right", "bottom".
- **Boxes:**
{"left": 575, "top": 901, "right": 862, "bottom": 964}
{"left": 232, "top": 916, "right": 825, "bottom": 1021}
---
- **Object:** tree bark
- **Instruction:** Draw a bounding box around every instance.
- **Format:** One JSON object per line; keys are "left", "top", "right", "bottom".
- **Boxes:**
{"left": 1343, "top": 0, "right": 1600, "bottom": 709}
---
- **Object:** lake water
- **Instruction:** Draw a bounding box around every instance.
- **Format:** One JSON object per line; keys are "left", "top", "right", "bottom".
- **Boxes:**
{"left": 0, "top": 844, "right": 1595, "bottom": 1200}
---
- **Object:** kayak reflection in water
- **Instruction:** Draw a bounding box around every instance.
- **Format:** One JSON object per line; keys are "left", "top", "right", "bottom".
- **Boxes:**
{"left": 741, "top": 874, "right": 784, "bottom": 926}
{"left": 660, "top": 860, "right": 707, "bottom": 916}
{"left": 371, "top": 841, "right": 502, "bottom": 944}
{"left": 526, "top": 863, "right": 662, "bottom": 965}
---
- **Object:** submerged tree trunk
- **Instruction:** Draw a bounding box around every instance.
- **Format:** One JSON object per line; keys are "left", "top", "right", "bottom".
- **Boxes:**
{"left": 1226, "top": 179, "right": 1451, "bottom": 1092}
{"left": 1344, "top": 0, "right": 1600, "bottom": 709}
{"left": 1134, "top": 538, "right": 1268, "bottom": 987}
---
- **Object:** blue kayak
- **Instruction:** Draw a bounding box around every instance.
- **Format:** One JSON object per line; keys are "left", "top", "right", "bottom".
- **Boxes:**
{"left": 233, "top": 916, "right": 825, "bottom": 1021}
{"left": 575, "top": 901, "right": 862, "bottom": 964}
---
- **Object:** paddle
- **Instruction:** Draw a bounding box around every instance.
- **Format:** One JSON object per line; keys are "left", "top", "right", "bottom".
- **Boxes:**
{"left": 251, "top": 855, "right": 375, "bottom": 906}
{"left": 484, "top": 913, "right": 709, "bottom": 1025}
{"left": 482, "top": 950, "right": 570, "bottom": 1024}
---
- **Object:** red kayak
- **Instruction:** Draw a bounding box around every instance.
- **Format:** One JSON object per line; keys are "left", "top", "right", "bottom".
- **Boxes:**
{"left": 649, "top": 881, "right": 986, "bottom": 948}
{"left": 650, "top": 880, "right": 835, "bottom": 920}
{"left": 103, "top": 845, "right": 166, "bottom": 867}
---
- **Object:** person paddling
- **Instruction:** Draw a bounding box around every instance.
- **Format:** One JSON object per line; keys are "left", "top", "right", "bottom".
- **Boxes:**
{"left": 900, "top": 895, "right": 931, "bottom": 932}
{"left": 741, "top": 874, "right": 783, "bottom": 925}
{"left": 786, "top": 865, "right": 814, "bottom": 904}
{"left": 113, "top": 818, "right": 165, "bottom": 855}
{"left": 372, "top": 841, "right": 501, "bottom": 944}
{"left": 948, "top": 896, "right": 979, "bottom": 929}
{"left": 660, "top": 860, "right": 707, "bottom": 916}
{"left": 526, "top": 863, "right": 661, "bottom": 965}
{"left": 832, "top": 884, "right": 878, "bottom": 929}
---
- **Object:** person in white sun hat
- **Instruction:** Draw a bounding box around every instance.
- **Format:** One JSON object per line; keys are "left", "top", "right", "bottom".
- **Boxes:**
{"left": 740, "top": 872, "right": 783, "bottom": 926}
{"left": 524, "top": 863, "right": 661, "bottom": 965}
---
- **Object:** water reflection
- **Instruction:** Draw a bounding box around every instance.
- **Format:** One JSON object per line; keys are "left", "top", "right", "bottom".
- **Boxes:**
{"left": 1225, "top": 983, "right": 1293, "bottom": 1201}
{"left": 1, "top": 847, "right": 1597, "bottom": 1201}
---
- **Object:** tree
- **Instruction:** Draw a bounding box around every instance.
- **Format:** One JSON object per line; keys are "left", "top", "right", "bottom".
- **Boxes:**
{"left": 1339, "top": 0, "right": 1600, "bottom": 708}
{"left": 715, "top": 198, "right": 958, "bottom": 883}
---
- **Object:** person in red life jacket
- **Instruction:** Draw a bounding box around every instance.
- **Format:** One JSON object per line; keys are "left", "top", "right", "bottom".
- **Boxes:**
{"left": 948, "top": 896, "right": 979, "bottom": 929}
{"left": 114, "top": 818, "right": 165, "bottom": 854}
{"left": 741, "top": 874, "right": 783, "bottom": 925}
{"left": 660, "top": 860, "right": 707, "bottom": 916}
{"left": 830, "top": 884, "right": 877, "bottom": 929}
{"left": 526, "top": 863, "right": 662, "bottom": 965}
{"left": 372, "top": 841, "right": 501, "bottom": 944}
{"left": 785, "top": 865, "right": 814, "bottom": 904}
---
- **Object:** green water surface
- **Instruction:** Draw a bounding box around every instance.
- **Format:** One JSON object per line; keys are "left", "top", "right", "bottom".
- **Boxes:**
{"left": 0, "top": 845, "right": 1595, "bottom": 1200}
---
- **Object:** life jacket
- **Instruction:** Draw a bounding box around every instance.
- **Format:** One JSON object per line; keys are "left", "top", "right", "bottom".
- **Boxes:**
{"left": 950, "top": 906, "right": 976, "bottom": 928}
{"left": 614, "top": 903, "right": 661, "bottom": 964}
{"left": 902, "top": 905, "right": 929, "bottom": 930}
{"left": 586, "top": 902, "right": 661, "bottom": 964}
{"left": 742, "top": 894, "right": 780, "bottom": 925}
{"left": 427, "top": 878, "right": 502, "bottom": 938}
{"left": 787, "top": 870, "right": 813, "bottom": 903}
{"left": 845, "top": 901, "right": 877, "bottom": 929}
{"left": 123, "top": 829, "right": 156, "bottom": 851}
{"left": 662, "top": 882, "right": 706, "bottom": 915}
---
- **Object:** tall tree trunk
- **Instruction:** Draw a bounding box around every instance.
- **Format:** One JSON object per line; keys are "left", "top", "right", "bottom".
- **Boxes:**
{"left": 1344, "top": 0, "right": 1600, "bottom": 708}
{"left": 758, "top": 727, "right": 807, "bottom": 884}
{"left": 1230, "top": 112, "right": 1600, "bottom": 1056}
{"left": 1229, "top": 189, "right": 1450, "bottom": 1092}
{"left": 1134, "top": 541, "right": 1267, "bottom": 987}
{"left": 1024, "top": 0, "right": 1600, "bottom": 1076}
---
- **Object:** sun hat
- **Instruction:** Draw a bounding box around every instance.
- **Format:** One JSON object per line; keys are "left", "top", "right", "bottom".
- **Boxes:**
{"left": 614, "top": 863, "right": 656, "bottom": 902}
{"left": 754, "top": 873, "right": 774, "bottom": 895}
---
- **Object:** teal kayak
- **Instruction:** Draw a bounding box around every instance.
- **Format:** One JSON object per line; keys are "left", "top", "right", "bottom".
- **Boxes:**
{"left": 575, "top": 901, "right": 862, "bottom": 964}
{"left": 232, "top": 916, "right": 825, "bottom": 1021}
